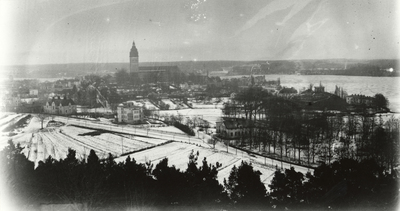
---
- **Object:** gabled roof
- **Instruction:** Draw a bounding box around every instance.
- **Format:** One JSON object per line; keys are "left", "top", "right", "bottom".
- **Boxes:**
{"left": 47, "top": 98, "right": 75, "bottom": 106}
{"left": 222, "top": 118, "right": 251, "bottom": 129}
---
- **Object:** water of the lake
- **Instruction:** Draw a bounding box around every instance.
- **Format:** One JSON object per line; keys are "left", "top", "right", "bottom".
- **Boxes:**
{"left": 223, "top": 75, "right": 400, "bottom": 113}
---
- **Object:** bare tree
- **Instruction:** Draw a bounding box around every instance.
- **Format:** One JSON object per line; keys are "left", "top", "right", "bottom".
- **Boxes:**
{"left": 203, "top": 121, "right": 210, "bottom": 133}
{"left": 208, "top": 136, "right": 218, "bottom": 149}
{"left": 37, "top": 113, "right": 48, "bottom": 129}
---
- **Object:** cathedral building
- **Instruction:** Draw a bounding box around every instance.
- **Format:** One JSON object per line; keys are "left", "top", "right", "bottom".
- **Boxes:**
{"left": 129, "top": 41, "right": 139, "bottom": 73}
{"left": 129, "top": 41, "right": 181, "bottom": 84}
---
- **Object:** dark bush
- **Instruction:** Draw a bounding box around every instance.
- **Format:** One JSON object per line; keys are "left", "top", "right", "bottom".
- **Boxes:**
{"left": 173, "top": 121, "right": 195, "bottom": 136}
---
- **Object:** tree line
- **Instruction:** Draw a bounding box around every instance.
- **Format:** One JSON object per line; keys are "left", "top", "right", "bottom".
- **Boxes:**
{"left": 302, "top": 64, "right": 399, "bottom": 77}
{"left": 222, "top": 87, "right": 399, "bottom": 170}
{"left": 1, "top": 140, "right": 397, "bottom": 210}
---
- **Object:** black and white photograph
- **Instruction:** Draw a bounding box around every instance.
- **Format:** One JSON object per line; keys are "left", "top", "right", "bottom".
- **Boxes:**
{"left": 0, "top": 0, "right": 399, "bottom": 210}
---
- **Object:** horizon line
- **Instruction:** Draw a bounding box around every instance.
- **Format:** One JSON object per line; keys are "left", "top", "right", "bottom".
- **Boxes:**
{"left": 2, "top": 58, "right": 399, "bottom": 67}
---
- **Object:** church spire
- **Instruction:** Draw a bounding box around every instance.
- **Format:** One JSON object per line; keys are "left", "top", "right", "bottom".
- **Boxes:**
{"left": 130, "top": 40, "right": 138, "bottom": 57}
{"left": 129, "top": 40, "right": 139, "bottom": 74}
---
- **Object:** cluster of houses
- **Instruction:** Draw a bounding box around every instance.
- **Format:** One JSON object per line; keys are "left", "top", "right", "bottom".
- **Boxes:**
{"left": 215, "top": 82, "right": 388, "bottom": 142}
{"left": 220, "top": 76, "right": 280, "bottom": 90}
{"left": 0, "top": 78, "right": 79, "bottom": 114}
{"left": 1, "top": 71, "right": 387, "bottom": 130}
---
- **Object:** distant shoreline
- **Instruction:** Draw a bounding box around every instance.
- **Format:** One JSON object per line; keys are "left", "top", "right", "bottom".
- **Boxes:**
{"left": 220, "top": 73, "right": 400, "bottom": 78}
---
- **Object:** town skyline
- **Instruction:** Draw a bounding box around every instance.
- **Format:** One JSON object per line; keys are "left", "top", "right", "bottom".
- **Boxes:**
{"left": 1, "top": 0, "right": 399, "bottom": 66}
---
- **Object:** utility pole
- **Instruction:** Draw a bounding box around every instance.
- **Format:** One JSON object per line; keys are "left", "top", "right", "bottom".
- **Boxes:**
{"left": 84, "top": 146, "right": 86, "bottom": 161}
{"left": 121, "top": 137, "right": 124, "bottom": 154}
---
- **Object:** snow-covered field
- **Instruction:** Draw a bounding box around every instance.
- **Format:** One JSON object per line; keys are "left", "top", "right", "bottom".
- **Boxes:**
{"left": 1, "top": 112, "right": 310, "bottom": 190}
{"left": 77, "top": 107, "right": 113, "bottom": 114}
{"left": 143, "top": 99, "right": 159, "bottom": 110}
{"left": 191, "top": 103, "right": 224, "bottom": 109}
{"left": 149, "top": 126, "right": 185, "bottom": 134}
{"left": 10, "top": 125, "right": 160, "bottom": 167}
{"left": 159, "top": 108, "right": 223, "bottom": 127}
{"left": 0, "top": 114, "right": 170, "bottom": 167}
{"left": 161, "top": 99, "right": 178, "bottom": 110}
{"left": 190, "top": 97, "right": 229, "bottom": 109}
{"left": 0, "top": 113, "right": 26, "bottom": 132}
{"left": 0, "top": 113, "right": 35, "bottom": 148}
{"left": 169, "top": 99, "right": 189, "bottom": 109}
{"left": 115, "top": 141, "right": 277, "bottom": 188}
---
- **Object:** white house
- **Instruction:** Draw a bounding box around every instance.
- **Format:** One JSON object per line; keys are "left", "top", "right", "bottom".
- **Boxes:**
{"left": 29, "top": 89, "right": 39, "bottom": 96}
{"left": 43, "top": 96, "right": 77, "bottom": 115}
{"left": 117, "top": 101, "right": 143, "bottom": 124}
{"left": 216, "top": 118, "right": 251, "bottom": 139}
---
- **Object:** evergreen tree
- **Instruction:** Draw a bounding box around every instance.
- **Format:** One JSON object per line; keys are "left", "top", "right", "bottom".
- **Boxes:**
{"left": 224, "top": 161, "right": 267, "bottom": 208}
{"left": 184, "top": 151, "right": 225, "bottom": 207}
{"left": 0, "top": 140, "right": 35, "bottom": 205}
{"left": 269, "top": 167, "right": 305, "bottom": 207}
{"left": 152, "top": 158, "right": 185, "bottom": 205}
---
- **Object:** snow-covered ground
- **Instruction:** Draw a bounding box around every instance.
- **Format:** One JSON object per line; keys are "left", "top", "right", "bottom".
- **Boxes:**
{"left": 159, "top": 108, "right": 223, "bottom": 127}
{"left": 143, "top": 99, "right": 159, "bottom": 110}
{"left": 2, "top": 115, "right": 168, "bottom": 167}
{"left": 149, "top": 126, "right": 185, "bottom": 134}
{"left": 0, "top": 113, "right": 26, "bottom": 131}
{"left": 79, "top": 107, "right": 113, "bottom": 113}
{"left": 161, "top": 99, "right": 178, "bottom": 110}
{"left": 115, "top": 141, "right": 277, "bottom": 189}
{"left": 1, "top": 112, "right": 312, "bottom": 190}
{"left": 191, "top": 102, "right": 224, "bottom": 109}
{"left": 190, "top": 97, "right": 230, "bottom": 109}
{"left": 0, "top": 113, "right": 35, "bottom": 148}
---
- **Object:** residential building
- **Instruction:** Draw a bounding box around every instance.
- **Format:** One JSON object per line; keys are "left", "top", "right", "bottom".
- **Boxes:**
{"left": 216, "top": 118, "right": 251, "bottom": 140}
{"left": 117, "top": 101, "right": 143, "bottom": 123}
{"left": 43, "top": 96, "right": 77, "bottom": 115}
{"left": 278, "top": 87, "right": 298, "bottom": 98}
{"left": 346, "top": 94, "right": 374, "bottom": 106}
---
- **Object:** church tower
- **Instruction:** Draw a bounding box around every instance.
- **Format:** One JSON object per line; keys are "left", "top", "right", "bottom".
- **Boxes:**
{"left": 129, "top": 41, "right": 139, "bottom": 74}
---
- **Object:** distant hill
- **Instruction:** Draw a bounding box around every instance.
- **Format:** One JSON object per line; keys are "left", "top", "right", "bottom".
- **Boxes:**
{"left": 0, "top": 61, "right": 247, "bottom": 79}
{"left": 229, "top": 59, "right": 399, "bottom": 77}
{"left": 1, "top": 59, "right": 398, "bottom": 79}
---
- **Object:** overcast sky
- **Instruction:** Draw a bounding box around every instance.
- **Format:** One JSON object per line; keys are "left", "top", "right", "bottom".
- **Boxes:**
{"left": 0, "top": 0, "right": 399, "bottom": 65}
